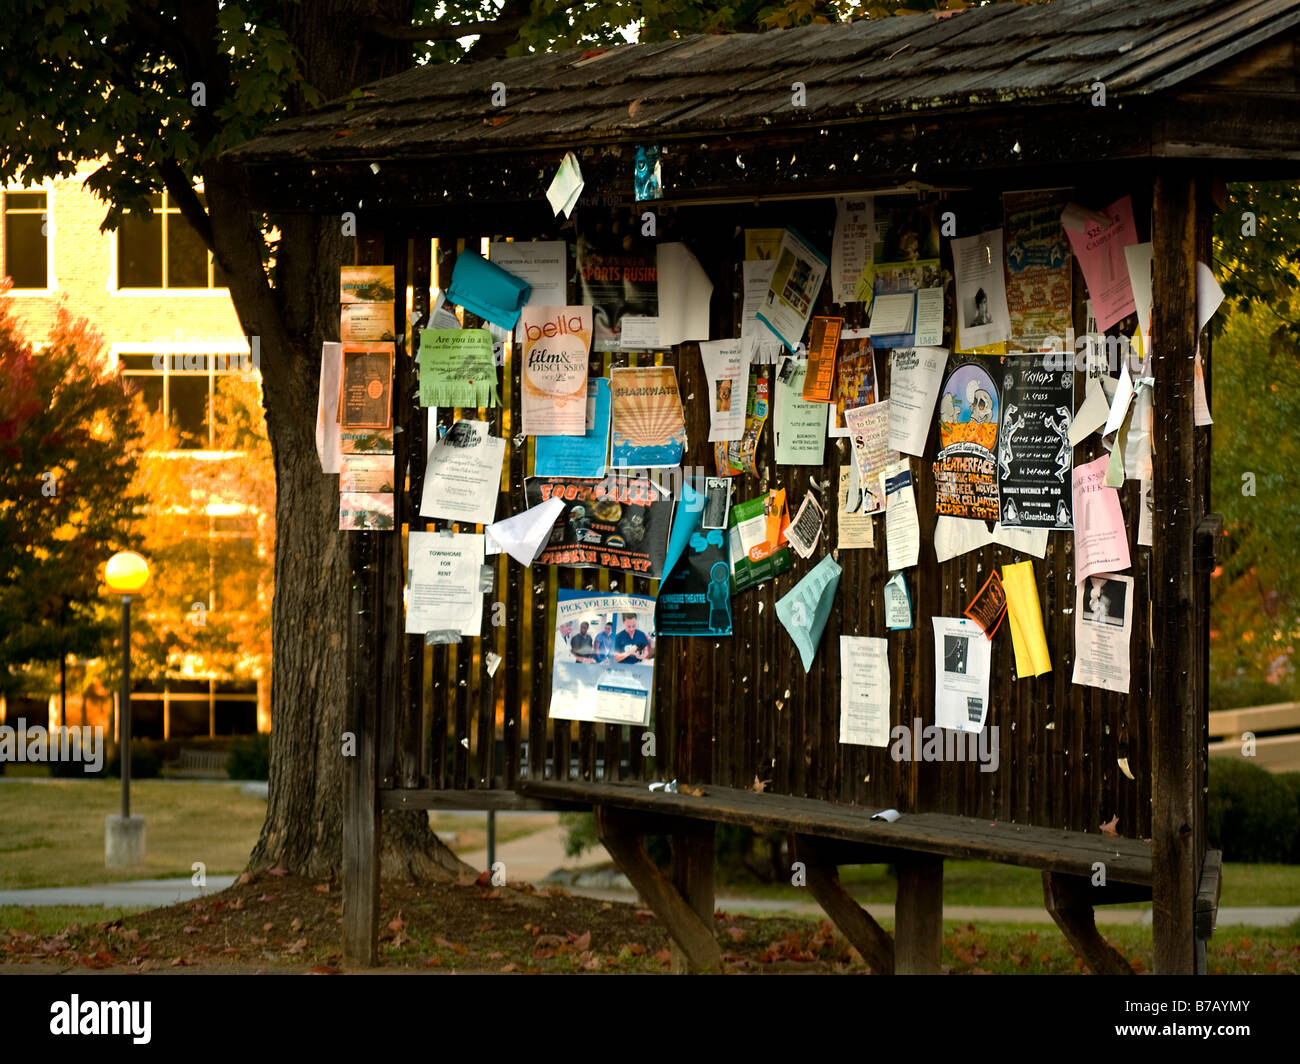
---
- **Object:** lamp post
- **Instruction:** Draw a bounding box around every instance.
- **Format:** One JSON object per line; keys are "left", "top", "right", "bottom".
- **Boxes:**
{"left": 105, "top": 550, "right": 149, "bottom": 868}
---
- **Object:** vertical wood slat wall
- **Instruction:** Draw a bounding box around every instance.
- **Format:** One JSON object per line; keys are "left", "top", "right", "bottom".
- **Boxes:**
{"left": 371, "top": 176, "right": 1201, "bottom": 841}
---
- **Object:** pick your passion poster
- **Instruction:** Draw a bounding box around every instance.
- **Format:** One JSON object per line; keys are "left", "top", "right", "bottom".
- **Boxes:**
{"left": 525, "top": 474, "right": 672, "bottom": 578}
{"left": 549, "top": 590, "right": 657, "bottom": 726}
{"left": 933, "top": 357, "right": 1001, "bottom": 521}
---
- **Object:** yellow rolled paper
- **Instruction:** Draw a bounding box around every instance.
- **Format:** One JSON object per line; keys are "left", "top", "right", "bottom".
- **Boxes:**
{"left": 1002, "top": 560, "right": 1051, "bottom": 678}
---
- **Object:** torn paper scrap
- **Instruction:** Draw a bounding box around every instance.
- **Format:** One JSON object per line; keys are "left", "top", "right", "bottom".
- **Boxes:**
{"left": 484, "top": 496, "right": 566, "bottom": 567}
{"left": 546, "top": 151, "right": 584, "bottom": 218}
{"left": 776, "top": 554, "right": 842, "bottom": 672}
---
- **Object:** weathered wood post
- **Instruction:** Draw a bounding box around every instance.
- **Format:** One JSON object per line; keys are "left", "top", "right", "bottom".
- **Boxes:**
{"left": 1149, "top": 169, "right": 1203, "bottom": 975}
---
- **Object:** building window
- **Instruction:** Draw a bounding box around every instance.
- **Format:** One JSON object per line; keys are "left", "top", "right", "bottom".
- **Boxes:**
{"left": 120, "top": 352, "right": 250, "bottom": 449}
{"left": 3, "top": 191, "right": 49, "bottom": 289}
{"left": 117, "top": 193, "right": 226, "bottom": 289}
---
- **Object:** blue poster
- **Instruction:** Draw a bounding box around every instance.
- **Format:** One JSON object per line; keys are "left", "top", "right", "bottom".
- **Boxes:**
{"left": 534, "top": 378, "right": 610, "bottom": 478}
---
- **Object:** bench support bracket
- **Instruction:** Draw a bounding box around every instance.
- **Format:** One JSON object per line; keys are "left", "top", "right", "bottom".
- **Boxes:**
{"left": 1043, "top": 872, "right": 1135, "bottom": 975}
{"left": 895, "top": 853, "right": 944, "bottom": 974}
{"left": 792, "top": 835, "right": 895, "bottom": 974}
{"left": 595, "top": 805, "right": 722, "bottom": 974}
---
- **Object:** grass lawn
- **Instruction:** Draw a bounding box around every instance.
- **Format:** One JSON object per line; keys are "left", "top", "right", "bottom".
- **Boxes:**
{"left": 0, "top": 780, "right": 268, "bottom": 890}
{"left": 722, "top": 858, "right": 1300, "bottom": 909}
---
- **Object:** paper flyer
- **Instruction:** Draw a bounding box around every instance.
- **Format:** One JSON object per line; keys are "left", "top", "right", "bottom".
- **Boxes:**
{"left": 729, "top": 490, "right": 792, "bottom": 593}
{"left": 700, "top": 339, "right": 749, "bottom": 442}
{"left": 933, "top": 357, "right": 1001, "bottom": 521}
{"left": 341, "top": 303, "right": 396, "bottom": 343}
{"left": 871, "top": 201, "right": 941, "bottom": 348}
{"left": 520, "top": 306, "right": 592, "bottom": 436}
{"left": 340, "top": 455, "right": 395, "bottom": 494}
{"left": 1063, "top": 195, "right": 1138, "bottom": 332}
{"left": 844, "top": 401, "right": 896, "bottom": 516}
{"left": 1002, "top": 560, "right": 1051, "bottom": 678}
{"left": 576, "top": 217, "right": 658, "bottom": 351}
{"left": 802, "top": 316, "right": 842, "bottom": 402}
{"left": 714, "top": 373, "right": 770, "bottom": 477}
{"left": 776, "top": 554, "right": 841, "bottom": 671}
{"left": 316, "top": 341, "right": 343, "bottom": 474}
{"left": 934, "top": 516, "right": 1048, "bottom": 563}
{"left": 881, "top": 459, "right": 919, "bottom": 571}
{"left": 1073, "top": 454, "right": 1131, "bottom": 584}
{"left": 524, "top": 474, "right": 673, "bottom": 578}
{"left": 783, "top": 493, "right": 824, "bottom": 559}
{"left": 837, "top": 466, "right": 874, "bottom": 549}
{"left": 546, "top": 152, "right": 584, "bottom": 218}
{"left": 549, "top": 590, "right": 656, "bottom": 725}
{"left": 829, "top": 332, "right": 876, "bottom": 437}
{"left": 657, "top": 242, "right": 713, "bottom": 347}
{"left": 774, "top": 357, "right": 829, "bottom": 465}
{"left": 952, "top": 229, "right": 1012, "bottom": 351}
{"left": 997, "top": 353, "right": 1074, "bottom": 529}
{"left": 1003, "top": 189, "right": 1073, "bottom": 352}
{"left": 418, "top": 329, "right": 499, "bottom": 408}
{"left": 831, "top": 196, "right": 874, "bottom": 304}
{"left": 1138, "top": 478, "right": 1154, "bottom": 547}
{"left": 340, "top": 265, "right": 395, "bottom": 305}
{"left": 339, "top": 491, "right": 394, "bottom": 532}
{"left": 740, "top": 259, "right": 783, "bottom": 364}
{"left": 534, "top": 377, "right": 611, "bottom": 479}
{"left": 610, "top": 365, "right": 686, "bottom": 469}
{"left": 884, "top": 572, "right": 911, "bottom": 629}
{"left": 489, "top": 240, "right": 568, "bottom": 306}
{"left": 406, "top": 531, "right": 485, "bottom": 637}
{"left": 420, "top": 419, "right": 506, "bottom": 526}
{"left": 1072, "top": 573, "right": 1134, "bottom": 693}
{"left": 485, "top": 496, "right": 566, "bottom": 567}
{"left": 888, "top": 347, "right": 947, "bottom": 456}
{"left": 756, "top": 228, "right": 829, "bottom": 351}
{"left": 964, "top": 570, "right": 1007, "bottom": 638}
{"left": 339, "top": 343, "right": 394, "bottom": 429}
{"left": 933, "top": 616, "right": 993, "bottom": 734}
{"left": 839, "top": 636, "right": 890, "bottom": 747}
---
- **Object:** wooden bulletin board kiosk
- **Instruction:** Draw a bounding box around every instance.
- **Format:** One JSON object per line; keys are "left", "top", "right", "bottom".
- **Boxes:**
{"left": 229, "top": 0, "right": 1300, "bottom": 973}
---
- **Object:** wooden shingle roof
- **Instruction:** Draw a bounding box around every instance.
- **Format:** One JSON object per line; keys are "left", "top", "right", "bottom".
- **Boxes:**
{"left": 229, "top": 0, "right": 1300, "bottom": 165}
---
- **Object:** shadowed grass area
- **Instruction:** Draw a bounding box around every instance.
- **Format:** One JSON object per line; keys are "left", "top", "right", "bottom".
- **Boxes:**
{"left": 0, "top": 780, "right": 267, "bottom": 889}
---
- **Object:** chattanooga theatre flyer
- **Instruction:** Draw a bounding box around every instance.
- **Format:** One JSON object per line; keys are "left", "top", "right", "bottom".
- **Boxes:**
{"left": 549, "top": 590, "right": 657, "bottom": 726}
{"left": 520, "top": 305, "right": 592, "bottom": 436}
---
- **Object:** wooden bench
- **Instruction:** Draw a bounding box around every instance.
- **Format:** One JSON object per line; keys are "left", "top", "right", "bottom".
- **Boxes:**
{"left": 518, "top": 779, "right": 1200, "bottom": 975}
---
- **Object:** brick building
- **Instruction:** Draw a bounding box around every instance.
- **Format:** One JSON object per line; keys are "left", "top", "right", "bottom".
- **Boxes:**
{"left": 2, "top": 167, "right": 269, "bottom": 739}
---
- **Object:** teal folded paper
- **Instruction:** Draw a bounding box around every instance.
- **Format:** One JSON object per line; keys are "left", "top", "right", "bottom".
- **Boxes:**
{"left": 775, "top": 554, "right": 841, "bottom": 671}
{"left": 446, "top": 252, "right": 531, "bottom": 330}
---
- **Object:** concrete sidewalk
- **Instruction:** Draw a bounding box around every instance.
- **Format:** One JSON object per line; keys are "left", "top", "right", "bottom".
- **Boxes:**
{"left": 0, "top": 876, "right": 238, "bottom": 909}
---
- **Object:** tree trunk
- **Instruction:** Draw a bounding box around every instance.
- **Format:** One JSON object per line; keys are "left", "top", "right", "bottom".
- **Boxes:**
{"left": 192, "top": 0, "right": 472, "bottom": 882}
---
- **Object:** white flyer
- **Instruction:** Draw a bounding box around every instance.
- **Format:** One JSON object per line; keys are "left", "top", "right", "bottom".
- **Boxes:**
{"left": 657, "top": 242, "right": 713, "bottom": 347}
{"left": 756, "top": 228, "right": 829, "bottom": 351}
{"left": 844, "top": 400, "right": 896, "bottom": 515}
{"left": 783, "top": 493, "right": 824, "bottom": 559}
{"left": 831, "top": 196, "right": 874, "bottom": 304}
{"left": 488, "top": 240, "right": 567, "bottom": 306}
{"left": 839, "top": 635, "right": 891, "bottom": 748}
{"left": 881, "top": 459, "right": 919, "bottom": 571}
{"left": 316, "top": 341, "right": 343, "bottom": 475}
{"left": 699, "top": 339, "right": 749, "bottom": 442}
{"left": 485, "top": 496, "right": 566, "bottom": 565}
{"left": 933, "top": 616, "right": 992, "bottom": 734}
{"left": 952, "top": 229, "right": 1012, "bottom": 350}
{"left": 837, "top": 465, "right": 874, "bottom": 549}
{"left": 887, "top": 347, "right": 948, "bottom": 455}
{"left": 913, "top": 287, "right": 945, "bottom": 347}
{"left": 1072, "top": 573, "right": 1134, "bottom": 693}
{"left": 1138, "top": 478, "right": 1154, "bottom": 547}
{"left": 740, "top": 259, "right": 783, "bottom": 364}
{"left": 420, "top": 419, "right": 507, "bottom": 526}
{"left": 406, "top": 532, "right": 485, "bottom": 637}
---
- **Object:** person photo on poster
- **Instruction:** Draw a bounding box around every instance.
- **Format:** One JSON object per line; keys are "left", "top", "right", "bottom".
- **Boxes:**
{"left": 1072, "top": 573, "right": 1134, "bottom": 693}
{"left": 550, "top": 591, "right": 657, "bottom": 725}
{"left": 525, "top": 473, "right": 673, "bottom": 578}
{"left": 702, "top": 476, "right": 732, "bottom": 530}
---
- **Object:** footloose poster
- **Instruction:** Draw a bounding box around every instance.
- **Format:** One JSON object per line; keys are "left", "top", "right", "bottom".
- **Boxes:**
{"left": 550, "top": 591, "right": 657, "bottom": 726}
{"left": 610, "top": 365, "right": 686, "bottom": 469}
{"left": 524, "top": 474, "right": 673, "bottom": 578}
{"left": 996, "top": 354, "right": 1073, "bottom": 529}
{"left": 933, "top": 357, "right": 1001, "bottom": 520}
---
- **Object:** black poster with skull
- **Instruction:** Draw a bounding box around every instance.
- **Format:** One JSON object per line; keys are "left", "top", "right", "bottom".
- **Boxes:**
{"left": 996, "top": 353, "right": 1074, "bottom": 529}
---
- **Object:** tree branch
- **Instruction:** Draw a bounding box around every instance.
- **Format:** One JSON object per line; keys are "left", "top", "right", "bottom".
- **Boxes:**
{"left": 369, "top": 0, "right": 587, "bottom": 44}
